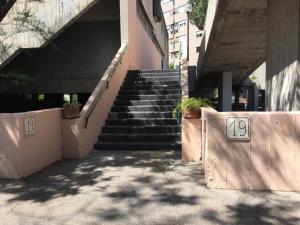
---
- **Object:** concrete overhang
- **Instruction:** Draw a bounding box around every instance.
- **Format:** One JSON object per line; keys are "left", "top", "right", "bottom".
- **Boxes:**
{"left": 199, "top": 0, "right": 267, "bottom": 81}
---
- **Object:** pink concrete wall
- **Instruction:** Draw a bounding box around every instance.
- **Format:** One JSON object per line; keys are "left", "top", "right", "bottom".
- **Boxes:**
{"left": 203, "top": 111, "right": 300, "bottom": 192}
{"left": 0, "top": 109, "right": 62, "bottom": 179}
{"left": 182, "top": 119, "right": 202, "bottom": 162}
{"left": 128, "top": 0, "right": 163, "bottom": 70}
{"left": 133, "top": 19, "right": 162, "bottom": 69}
{"left": 62, "top": 49, "right": 130, "bottom": 159}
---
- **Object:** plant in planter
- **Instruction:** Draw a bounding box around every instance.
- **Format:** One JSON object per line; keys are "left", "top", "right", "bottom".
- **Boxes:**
{"left": 173, "top": 98, "right": 213, "bottom": 119}
{"left": 62, "top": 101, "right": 81, "bottom": 119}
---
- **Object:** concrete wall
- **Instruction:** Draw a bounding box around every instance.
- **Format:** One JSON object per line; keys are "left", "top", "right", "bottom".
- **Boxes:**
{"left": 4, "top": 20, "right": 120, "bottom": 94}
{"left": 203, "top": 110, "right": 300, "bottom": 192}
{"left": 189, "top": 21, "right": 202, "bottom": 66}
{"left": 182, "top": 118, "right": 202, "bottom": 162}
{"left": 0, "top": 109, "right": 62, "bottom": 179}
{"left": 0, "top": 0, "right": 101, "bottom": 67}
{"left": 266, "top": 0, "right": 300, "bottom": 111}
{"left": 128, "top": 0, "right": 165, "bottom": 70}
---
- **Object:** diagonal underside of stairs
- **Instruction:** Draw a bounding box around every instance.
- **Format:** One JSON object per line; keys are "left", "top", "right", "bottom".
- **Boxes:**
{"left": 95, "top": 70, "right": 182, "bottom": 151}
{"left": 0, "top": 0, "right": 100, "bottom": 67}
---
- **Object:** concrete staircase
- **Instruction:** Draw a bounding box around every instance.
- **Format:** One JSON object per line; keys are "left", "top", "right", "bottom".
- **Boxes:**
{"left": 95, "top": 70, "right": 182, "bottom": 151}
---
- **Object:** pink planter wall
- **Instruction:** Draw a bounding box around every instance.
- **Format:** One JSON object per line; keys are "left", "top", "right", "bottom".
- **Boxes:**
{"left": 203, "top": 111, "right": 300, "bottom": 192}
{"left": 0, "top": 109, "right": 62, "bottom": 179}
{"left": 182, "top": 118, "right": 202, "bottom": 162}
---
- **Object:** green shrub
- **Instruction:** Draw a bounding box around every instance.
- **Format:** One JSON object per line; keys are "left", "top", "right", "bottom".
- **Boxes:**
{"left": 168, "top": 63, "right": 175, "bottom": 70}
{"left": 172, "top": 97, "right": 213, "bottom": 118}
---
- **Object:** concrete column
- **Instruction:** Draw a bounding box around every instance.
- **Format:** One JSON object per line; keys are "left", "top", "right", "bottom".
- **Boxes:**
{"left": 219, "top": 71, "right": 232, "bottom": 112}
{"left": 119, "top": 0, "right": 129, "bottom": 44}
{"left": 267, "top": 0, "right": 300, "bottom": 111}
{"left": 253, "top": 84, "right": 259, "bottom": 111}
{"left": 234, "top": 86, "right": 240, "bottom": 111}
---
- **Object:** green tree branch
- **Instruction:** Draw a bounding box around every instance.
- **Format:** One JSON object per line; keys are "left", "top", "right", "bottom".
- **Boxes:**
{"left": 189, "top": 0, "right": 208, "bottom": 29}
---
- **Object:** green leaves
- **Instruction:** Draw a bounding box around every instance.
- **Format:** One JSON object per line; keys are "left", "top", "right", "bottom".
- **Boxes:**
{"left": 189, "top": 0, "right": 208, "bottom": 29}
{"left": 172, "top": 97, "right": 213, "bottom": 118}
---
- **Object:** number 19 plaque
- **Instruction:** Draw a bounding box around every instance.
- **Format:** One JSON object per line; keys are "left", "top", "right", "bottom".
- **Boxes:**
{"left": 226, "top": 117, "right": 250, "bottom": 141}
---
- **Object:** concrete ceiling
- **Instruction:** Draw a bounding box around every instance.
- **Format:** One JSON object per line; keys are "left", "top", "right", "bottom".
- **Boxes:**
{"left": 203, "top": 0, "right": 268, "bottom": 76}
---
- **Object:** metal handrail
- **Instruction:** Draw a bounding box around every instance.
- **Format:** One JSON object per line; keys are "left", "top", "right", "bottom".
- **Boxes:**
{"left": 82, "top": 43, "right": 128, "bottom": 129}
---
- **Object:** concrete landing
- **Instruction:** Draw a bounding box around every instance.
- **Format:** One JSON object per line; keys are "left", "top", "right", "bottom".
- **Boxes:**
{"left": 0, "top": 151, "right": 299, "bottom": 225}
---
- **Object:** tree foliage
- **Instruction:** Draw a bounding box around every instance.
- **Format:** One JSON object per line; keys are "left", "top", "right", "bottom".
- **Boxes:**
{"left": 189, "top": 0, "right": 208, "bottom": 29}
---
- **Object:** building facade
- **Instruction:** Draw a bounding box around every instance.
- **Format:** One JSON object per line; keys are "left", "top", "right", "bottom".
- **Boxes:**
{"left": 161, "top": 0, "right": 202, "bottom": 67}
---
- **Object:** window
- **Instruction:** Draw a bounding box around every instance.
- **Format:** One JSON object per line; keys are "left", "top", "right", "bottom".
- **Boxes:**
{"left": 178, "top": 20, "right": 186, "bottom": 27}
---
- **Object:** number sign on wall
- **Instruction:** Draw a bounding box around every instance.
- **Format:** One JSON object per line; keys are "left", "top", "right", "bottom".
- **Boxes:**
{"left": 24, "top": 117, "right": 35, "bottom": 137}
{"left": 226, "top": 117, "right": 250, "bottom": 140}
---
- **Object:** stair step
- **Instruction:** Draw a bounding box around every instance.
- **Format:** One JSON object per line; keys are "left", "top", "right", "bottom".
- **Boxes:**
{"left": 98, "top": 133, "right": 181, "bottom": 142}
{"left": 102, "top": 125, "right": 181, "bottom": 133}
{"left": 116, "top": 94, "right": 181, "bottom": 101}
{"left": 128, "top": 70, "right": 179, "bottom": 74}
{"left": 128, "top": 69, "right": 179, "bottom": 74}
{"left": 126, "top": 74, "right": 180, "bottom": 79}
{"left": 122, "top": 81, "right": 180, "bottom": 86}
{"left": 94, "top": 69, "right": 182, "bottom": 152}
{"left": 95, "top": 141, "right": 182, "bottom": 151}
{"left": 119, "top": 89, "right": 180, "bottom": 95}
{"left": 108, "top": 112, "right": 173, "bottom": 119}
{"left": 113, "top": 100, "right": 178, "bottom": 106}
{"left": 106, "top": 118, "right": 178, "bottom": 126}
{"left": 124, "top": 76, "right": 180, "bottom": 82}
{"left": 120, "top": 85, "right": 181, "bottom": 91}
{"left": 111, "top": 105, "right": 175, "bottom": 112}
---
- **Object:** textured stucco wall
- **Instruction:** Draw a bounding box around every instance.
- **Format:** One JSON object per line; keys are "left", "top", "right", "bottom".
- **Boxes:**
{"left": 203, "top": 111, "right": 300, "bottom": 192}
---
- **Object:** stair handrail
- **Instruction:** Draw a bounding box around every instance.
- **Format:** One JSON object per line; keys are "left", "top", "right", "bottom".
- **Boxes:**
{"left": 81, "top": 42, "right": 128, "bottom": 129}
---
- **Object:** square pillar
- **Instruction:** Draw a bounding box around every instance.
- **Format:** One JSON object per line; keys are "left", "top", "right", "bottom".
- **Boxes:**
{"left": 219, "top": 71, "right": 233, "bottom": 112}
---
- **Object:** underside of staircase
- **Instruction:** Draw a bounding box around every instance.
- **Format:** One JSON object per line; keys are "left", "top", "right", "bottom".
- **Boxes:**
{"left": 95, "top": 70, "right": 182, "bottom": 151}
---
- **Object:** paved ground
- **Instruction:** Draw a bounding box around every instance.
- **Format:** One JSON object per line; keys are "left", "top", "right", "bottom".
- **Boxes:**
{"left": 0, "top": 151, "right": 300, "bottom": 225}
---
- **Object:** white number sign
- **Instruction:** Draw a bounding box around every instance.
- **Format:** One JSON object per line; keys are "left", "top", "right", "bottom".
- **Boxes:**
{"left": 24, "top": 117, "right": 35, "bottom": 137}
{"left": 226, "top": 117, "right": 250, "bottom": 140}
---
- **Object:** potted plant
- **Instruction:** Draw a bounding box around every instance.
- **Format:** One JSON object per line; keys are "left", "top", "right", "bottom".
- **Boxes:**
{"left": 62, "top": 101, "right": 81, "bottom": 119}
{"left": 173, "top": 98, "right": 213, "bottom": 119}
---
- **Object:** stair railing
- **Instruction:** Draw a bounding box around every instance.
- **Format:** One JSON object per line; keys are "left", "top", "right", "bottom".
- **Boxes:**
{"left": 81, "top": 42, "right": 128, "bottom": 129}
